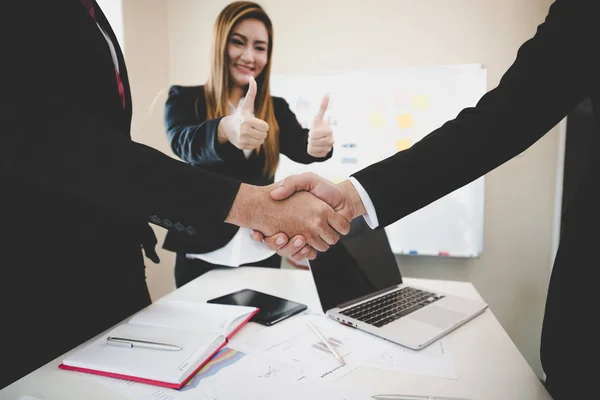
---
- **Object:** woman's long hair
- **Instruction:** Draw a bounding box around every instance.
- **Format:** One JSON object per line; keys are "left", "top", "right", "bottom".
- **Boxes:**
{"left": 201, "top": 1, "right": 280, "bottom": 177}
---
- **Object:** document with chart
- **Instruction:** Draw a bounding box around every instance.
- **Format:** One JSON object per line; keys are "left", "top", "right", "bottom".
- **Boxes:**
{"left": 233, "top": 314, "right": 391, "bottom": 382}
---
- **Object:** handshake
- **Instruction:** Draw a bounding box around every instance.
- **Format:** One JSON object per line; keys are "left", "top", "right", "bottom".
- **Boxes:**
{"left": 225, "top": 172, "right": 367, "bottom": 262}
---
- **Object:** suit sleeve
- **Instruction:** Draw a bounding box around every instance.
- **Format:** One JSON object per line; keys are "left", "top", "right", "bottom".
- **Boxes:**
{"left": 164, "top": 86, "right": 242, "bottom": 166}
{"left": 1, "top": 2, "right": 241, "bottom": 246}
{"left": 275, "top": 98, "right": 333, "bottom": 164}
{"left": 352, "top": 0, "right": 595, "bottom": 228}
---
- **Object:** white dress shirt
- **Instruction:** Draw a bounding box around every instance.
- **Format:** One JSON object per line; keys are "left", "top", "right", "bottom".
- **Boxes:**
{"left": 348, "top": 177, "right": 379, "bottom": 228}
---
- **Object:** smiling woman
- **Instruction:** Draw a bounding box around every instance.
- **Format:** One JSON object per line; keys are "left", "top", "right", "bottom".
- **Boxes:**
{"left": 227, "top": 20, "right": 269, "bottom": 97}
{"left": 161, "top": 1, "right": 336, "bottom": 287}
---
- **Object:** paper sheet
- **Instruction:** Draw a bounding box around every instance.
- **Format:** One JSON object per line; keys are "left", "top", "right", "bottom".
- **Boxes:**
{"left": 186, "top": 227, "right": 275, "bottom": 267}
{"left": 91, "top": 347, "right": 305, "bottom": 400}
{"left": 94, "top": 373, "right": 372, "bottom": 400}
{"left": 233, "top": 314, "right": 390, "bottom": 382}
{"left": 236, "top": 313, "right": 457, "bottom": 381}
{"left": 364, "top": 337, "right": 457, "bottom": 380}
{"left": 217, "top": 379, "right": 373, "bottom": 400}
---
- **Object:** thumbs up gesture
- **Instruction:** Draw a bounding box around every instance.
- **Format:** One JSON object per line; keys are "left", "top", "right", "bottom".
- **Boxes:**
{"left": 219, "top": 76, "right": 269, "bottom": 151}
{"left": 307, "top": 95, "right": 334, "bottom": 158}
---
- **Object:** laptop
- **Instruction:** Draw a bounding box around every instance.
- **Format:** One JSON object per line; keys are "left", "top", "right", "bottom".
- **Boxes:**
{"left": 307, "top": 218, "right": 488, "bottom": 350}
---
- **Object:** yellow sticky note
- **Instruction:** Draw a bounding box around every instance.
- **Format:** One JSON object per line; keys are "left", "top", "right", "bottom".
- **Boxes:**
{"left": 412, "top": 95, "right": 429, "bottom": 110}
{"left": 396, "top": 113, "right": 414, "bottom": 129}
{"left": 368, "top": 112, "right": 385, "bottom": 128}
{"left": 396, "top": 138, "right": 412, "bottom": 152}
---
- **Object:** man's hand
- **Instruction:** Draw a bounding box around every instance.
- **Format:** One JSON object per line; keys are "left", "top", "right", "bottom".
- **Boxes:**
{"left": 251, "top": 172, "right": 367, "bottom": 259}
{"left": 307, "top": 95, "right": 334, "bottom": 158}
{"left": 225, "top": 182, "right": 350, "bottom": 252}
{"left": 250, "top": 230, "right": 317, "bottom": 261}
{"left": 217, "top": 76, "right": 269, "bottom": 150}
{"left": 272, "top": 172, "right": 365, "bottom": 221}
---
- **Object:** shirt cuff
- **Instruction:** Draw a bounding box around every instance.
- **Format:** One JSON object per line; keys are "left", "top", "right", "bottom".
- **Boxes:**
{"left": 348, "top": 177, "right": 379, "bottom": 229}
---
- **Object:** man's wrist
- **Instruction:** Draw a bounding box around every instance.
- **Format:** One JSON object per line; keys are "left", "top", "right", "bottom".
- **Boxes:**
{"left": 225, "top": 183, "right": 258, "bottom": 227}
{"left": 338, "top": 179, "right": 366, "bottom": 220}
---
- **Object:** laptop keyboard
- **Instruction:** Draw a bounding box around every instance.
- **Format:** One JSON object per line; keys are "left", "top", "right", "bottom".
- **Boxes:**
{"left": 339, "top": 287, "right": 445, "bottom": 328}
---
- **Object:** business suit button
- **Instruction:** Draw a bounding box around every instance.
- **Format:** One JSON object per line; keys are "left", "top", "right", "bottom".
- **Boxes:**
{"left": 185, "top": 226, "right": 196, "bottom": 236}
{"left": 149, "top": 215, "right": 161, "bottom": 224}
{"left": 162, "top": 219, "right": 173, "bottom": 228}
{"left": 174, "top": 222, "right": 185, "bottom": 232}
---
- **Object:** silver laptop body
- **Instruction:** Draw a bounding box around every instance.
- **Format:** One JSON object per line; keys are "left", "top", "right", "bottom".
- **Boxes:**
{"left": 308, "top": 219, "right": 488, "bottom": 350}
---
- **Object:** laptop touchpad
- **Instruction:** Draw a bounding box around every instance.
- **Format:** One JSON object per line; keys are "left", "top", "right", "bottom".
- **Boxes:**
{"left": 410, "top": 306, "right": 466, "bottom": 329}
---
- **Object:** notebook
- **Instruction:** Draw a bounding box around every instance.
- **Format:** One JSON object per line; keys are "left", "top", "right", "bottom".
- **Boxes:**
{"left": 59, "top": 300, "right": 259, "bottom": 389}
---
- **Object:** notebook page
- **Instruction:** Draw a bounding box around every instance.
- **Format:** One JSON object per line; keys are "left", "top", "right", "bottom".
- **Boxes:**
{"left": 62, "top": 324, "right": 222, "bottom": 384}
{"left": 129, "top": 300, "right": 257, "bottom": 335}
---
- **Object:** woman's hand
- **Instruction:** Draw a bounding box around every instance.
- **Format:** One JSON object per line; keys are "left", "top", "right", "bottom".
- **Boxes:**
{"left": 218, "top": 76, "right": 269, "bottom": 151}
{"left": 307, "top": 95, "right": 334, "bottom": 157}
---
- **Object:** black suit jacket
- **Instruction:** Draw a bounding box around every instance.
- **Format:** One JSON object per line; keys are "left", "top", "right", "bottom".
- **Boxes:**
{"left": 1, "top": 0, "right": 241, "bottom": 387}
{"left": 352, "top": 0, "right": 598, "bottom": 394}
{"left": 162, "top": 85, "right": 333, "bottom": 254}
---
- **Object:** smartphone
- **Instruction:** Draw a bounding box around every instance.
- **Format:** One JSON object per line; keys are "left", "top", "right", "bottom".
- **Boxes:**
{"left": 207, "top": 288, "right": 307, "bottom": 326}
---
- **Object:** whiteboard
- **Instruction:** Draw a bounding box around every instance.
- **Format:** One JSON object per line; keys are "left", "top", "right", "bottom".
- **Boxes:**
{"left": 271, "top": 64, "right": 486, "bottom": 257}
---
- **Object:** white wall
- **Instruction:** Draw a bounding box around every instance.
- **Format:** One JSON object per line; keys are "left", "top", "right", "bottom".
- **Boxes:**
{"left": 123, "top": 0, "right": 558, "bottom": 378}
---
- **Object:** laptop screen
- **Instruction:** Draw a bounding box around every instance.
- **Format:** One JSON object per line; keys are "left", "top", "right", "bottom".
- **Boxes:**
{"left": 308, "top": 218, "right": 403, "bottom": 312}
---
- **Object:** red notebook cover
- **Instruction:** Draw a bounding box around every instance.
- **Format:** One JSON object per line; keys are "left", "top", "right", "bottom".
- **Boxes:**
{"left": 58, "top": 308, "right": 259, "bottom": 389}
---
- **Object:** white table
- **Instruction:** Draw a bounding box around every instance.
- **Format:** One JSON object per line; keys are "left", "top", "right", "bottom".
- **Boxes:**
{"left": 0, "top": 267, "right": 551, "bottom": 400}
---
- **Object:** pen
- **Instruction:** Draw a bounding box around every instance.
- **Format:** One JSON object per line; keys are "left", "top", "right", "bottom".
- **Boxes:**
{"left": 106, "top": 336, "right": 182, "bottom": 351}
{"left": 306, "top": 321, "right": 345, "bottom": 366}
{"left": 371, "top": 395, "right": 471, "bottom": 400}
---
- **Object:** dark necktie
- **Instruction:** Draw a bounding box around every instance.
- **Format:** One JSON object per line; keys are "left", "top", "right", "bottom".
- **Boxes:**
{"left": 80, "top": 0, "right": 126, "bottom": 109}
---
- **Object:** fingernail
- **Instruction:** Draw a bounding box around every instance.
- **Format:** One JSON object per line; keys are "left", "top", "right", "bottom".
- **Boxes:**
{"left": 276, "top": 237, "right": 285, "bottom": 245}
{"left": 301, "top": 247, "right": 308, "bottom": 254}
{"left": 294, "top": 238, "right": 304, "bottom": 247}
